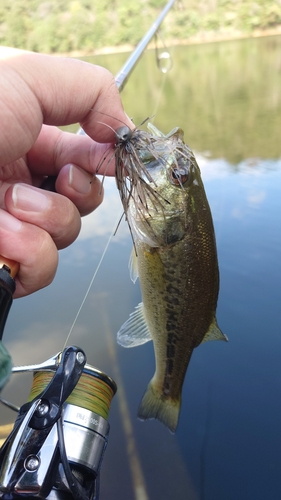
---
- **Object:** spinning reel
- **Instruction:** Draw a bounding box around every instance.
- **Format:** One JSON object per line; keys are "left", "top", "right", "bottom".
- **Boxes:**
{"left": 0, "top": 263, "right": 117, "bottom": 500}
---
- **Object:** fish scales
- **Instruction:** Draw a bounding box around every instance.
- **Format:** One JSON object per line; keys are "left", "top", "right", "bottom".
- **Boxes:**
{"left": 136, "top": 179, "right": 219, "bottom": 429}
{"left": 116, "top": 123, "right": 226, "bottom": 432}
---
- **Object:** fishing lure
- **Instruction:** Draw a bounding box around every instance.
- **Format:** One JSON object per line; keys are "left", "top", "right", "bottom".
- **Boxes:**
{"left": 95, "top": 113, "right": 195, "bottom": 247}
{"left": 113, "top": 121, "right": 198, "bottom": 248}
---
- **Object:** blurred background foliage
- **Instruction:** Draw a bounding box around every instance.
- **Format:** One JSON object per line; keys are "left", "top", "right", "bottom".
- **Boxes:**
{"left": 0, "top": 0, "right": 281, "bottom": 54}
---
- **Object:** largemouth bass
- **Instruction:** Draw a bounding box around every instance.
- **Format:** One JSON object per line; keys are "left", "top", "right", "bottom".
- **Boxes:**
{"left": 116, "top": 123, "right": 227, "bottom": 432}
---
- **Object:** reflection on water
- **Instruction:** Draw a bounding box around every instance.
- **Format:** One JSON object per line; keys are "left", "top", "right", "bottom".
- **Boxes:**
{"left": 2, "top": 36, "right": 281, "bottom": 499}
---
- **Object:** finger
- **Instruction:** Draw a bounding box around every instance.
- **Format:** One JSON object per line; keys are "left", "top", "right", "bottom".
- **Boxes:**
{"left": 55, "top": 164, "right": 104, "bottom": 217}
{"left": 0, "top": 208, "right": 58, "bottom": 298}
{"left": 0, "top": 49, "right": 133, "bottom": 165}
{"left": 5, "top": 183, "right": 82, "bottom": 250}
{"left": 27, "top": 125, "right": 116, "bottom": 177}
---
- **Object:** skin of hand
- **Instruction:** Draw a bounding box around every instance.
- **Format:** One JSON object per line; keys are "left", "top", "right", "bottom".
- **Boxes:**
{"left": 0, "top": 47, "right": 133, "bottom": 298}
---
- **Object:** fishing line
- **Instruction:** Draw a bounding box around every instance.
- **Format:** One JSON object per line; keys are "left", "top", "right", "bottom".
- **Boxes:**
{"left": 151, "top": 72, "right": 168, "bottom": 120}
{"left": 151, "top": 30, "right": 173, "bottom": 119}
{"left": 62, "top": 209, "right": 123, "bottom": 350}
{"left": 62, "top": 31, "right": 173, "bottom": 349}
{"left": 22, "top": 218, "right": 121, "bottom": 465}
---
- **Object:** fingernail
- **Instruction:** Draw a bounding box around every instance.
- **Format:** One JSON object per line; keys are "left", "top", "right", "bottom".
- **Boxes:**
{"left": 68, "top": 164, "right": 91, "bottom": 194}
{"left": 0, "top": 209, "right": 22, "bottom": 232}
{"left": 12, "top": 184, "right": 49, "bottom": 212}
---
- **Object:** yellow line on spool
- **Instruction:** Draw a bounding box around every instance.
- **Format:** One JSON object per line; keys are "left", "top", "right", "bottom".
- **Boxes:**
{"left": 28, "top": 370, "right": 114, "bottom": 421}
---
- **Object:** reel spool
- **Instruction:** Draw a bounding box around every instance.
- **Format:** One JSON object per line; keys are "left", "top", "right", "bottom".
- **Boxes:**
{"left": 0, "top": 346, "right": 117, "bottom": 500}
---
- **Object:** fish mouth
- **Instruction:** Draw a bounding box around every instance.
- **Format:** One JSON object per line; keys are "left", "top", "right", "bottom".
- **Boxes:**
{"left": 114, "top": 122, "right": 196, "bottom": 247}
{"left": 125, "top": 163, "right": 189, "bottom": 247}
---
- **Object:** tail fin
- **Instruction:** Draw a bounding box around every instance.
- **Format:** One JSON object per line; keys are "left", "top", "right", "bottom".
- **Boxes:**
{"left": 138, "top": 381, "right": 181, "bottom": 433}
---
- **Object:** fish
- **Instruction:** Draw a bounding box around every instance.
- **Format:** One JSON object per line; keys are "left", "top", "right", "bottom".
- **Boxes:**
{"left": 0, "top": 341, "right": 12, "bottom": 391}
{"left": 115, "top": 122, "right": 227, "bottom": 433}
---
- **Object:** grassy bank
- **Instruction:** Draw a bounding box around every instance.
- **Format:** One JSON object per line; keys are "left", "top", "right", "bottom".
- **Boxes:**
{"left": 1, "top": 0, "right": 281, "bottom": 54}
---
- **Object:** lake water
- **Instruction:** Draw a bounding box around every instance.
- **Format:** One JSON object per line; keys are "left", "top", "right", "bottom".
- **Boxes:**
{"left": 1, "top": 35, "right": 281, "bottom": 499}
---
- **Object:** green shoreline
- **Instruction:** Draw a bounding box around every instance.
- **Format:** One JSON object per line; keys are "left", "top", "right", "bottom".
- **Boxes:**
{"left": 3, "top": 0, "right": 281, "bottom": 55}
{"left": 54, "top": 26, "right": 281, "bottom": 58}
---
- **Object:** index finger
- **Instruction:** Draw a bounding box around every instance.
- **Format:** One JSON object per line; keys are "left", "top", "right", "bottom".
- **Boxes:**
{"left": 0, "top": 48, "right": 133, "bottom": 164}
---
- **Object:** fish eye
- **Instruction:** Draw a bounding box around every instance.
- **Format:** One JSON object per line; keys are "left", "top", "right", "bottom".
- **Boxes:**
{"left": 169, "top": 165, "right": 189, "bottom": 186}
{"left": 115, "top": 126, "right": 133, "bottom": 143}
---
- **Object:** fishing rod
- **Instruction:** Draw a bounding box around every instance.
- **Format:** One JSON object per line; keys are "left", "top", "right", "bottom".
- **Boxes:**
{"left": 0, "top": 2, "right": 176, "bottom": 500}
{"left": 115, "top": 0, "right": 176, "bottom": 91}
{"left": 77, "top": 0, "right": 176, "bottom": 135}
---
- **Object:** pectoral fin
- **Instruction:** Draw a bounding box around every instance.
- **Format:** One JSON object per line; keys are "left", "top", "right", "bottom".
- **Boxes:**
{"left": 201, "top": 318, "right": 228, "bottom": 343}
{"left": 129, "top": 247, "right": 138, "bottom": 284}
{"left": 117, "top": 302, "right": 152, "bottom": 348}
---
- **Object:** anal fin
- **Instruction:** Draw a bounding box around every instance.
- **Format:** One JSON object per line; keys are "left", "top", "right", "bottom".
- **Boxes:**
{"left": 201, "top": 317, "right": 228, "bottom": 343}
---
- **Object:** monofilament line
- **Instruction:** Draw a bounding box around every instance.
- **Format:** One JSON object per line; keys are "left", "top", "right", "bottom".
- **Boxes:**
{"left": 63, "top": 210, "right": 123, "bottom": 349}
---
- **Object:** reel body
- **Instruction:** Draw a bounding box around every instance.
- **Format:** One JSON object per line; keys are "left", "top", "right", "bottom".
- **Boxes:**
{"left": 0, "top": 346, "right": 117, "bottom": 500}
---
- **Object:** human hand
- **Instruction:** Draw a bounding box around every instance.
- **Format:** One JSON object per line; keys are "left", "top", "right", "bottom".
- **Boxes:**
{"left": 0, "top": 47, "right": 133, "bottom": 298}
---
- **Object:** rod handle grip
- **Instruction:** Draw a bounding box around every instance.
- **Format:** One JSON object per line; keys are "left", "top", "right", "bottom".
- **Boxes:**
{"left": 0, "top": 257, "right": 19, "bottom": 278}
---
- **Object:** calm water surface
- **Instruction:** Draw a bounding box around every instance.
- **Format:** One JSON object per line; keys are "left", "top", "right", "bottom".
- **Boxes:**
{"left": 2, "top": 36, "right": 281, "bottom": 499}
